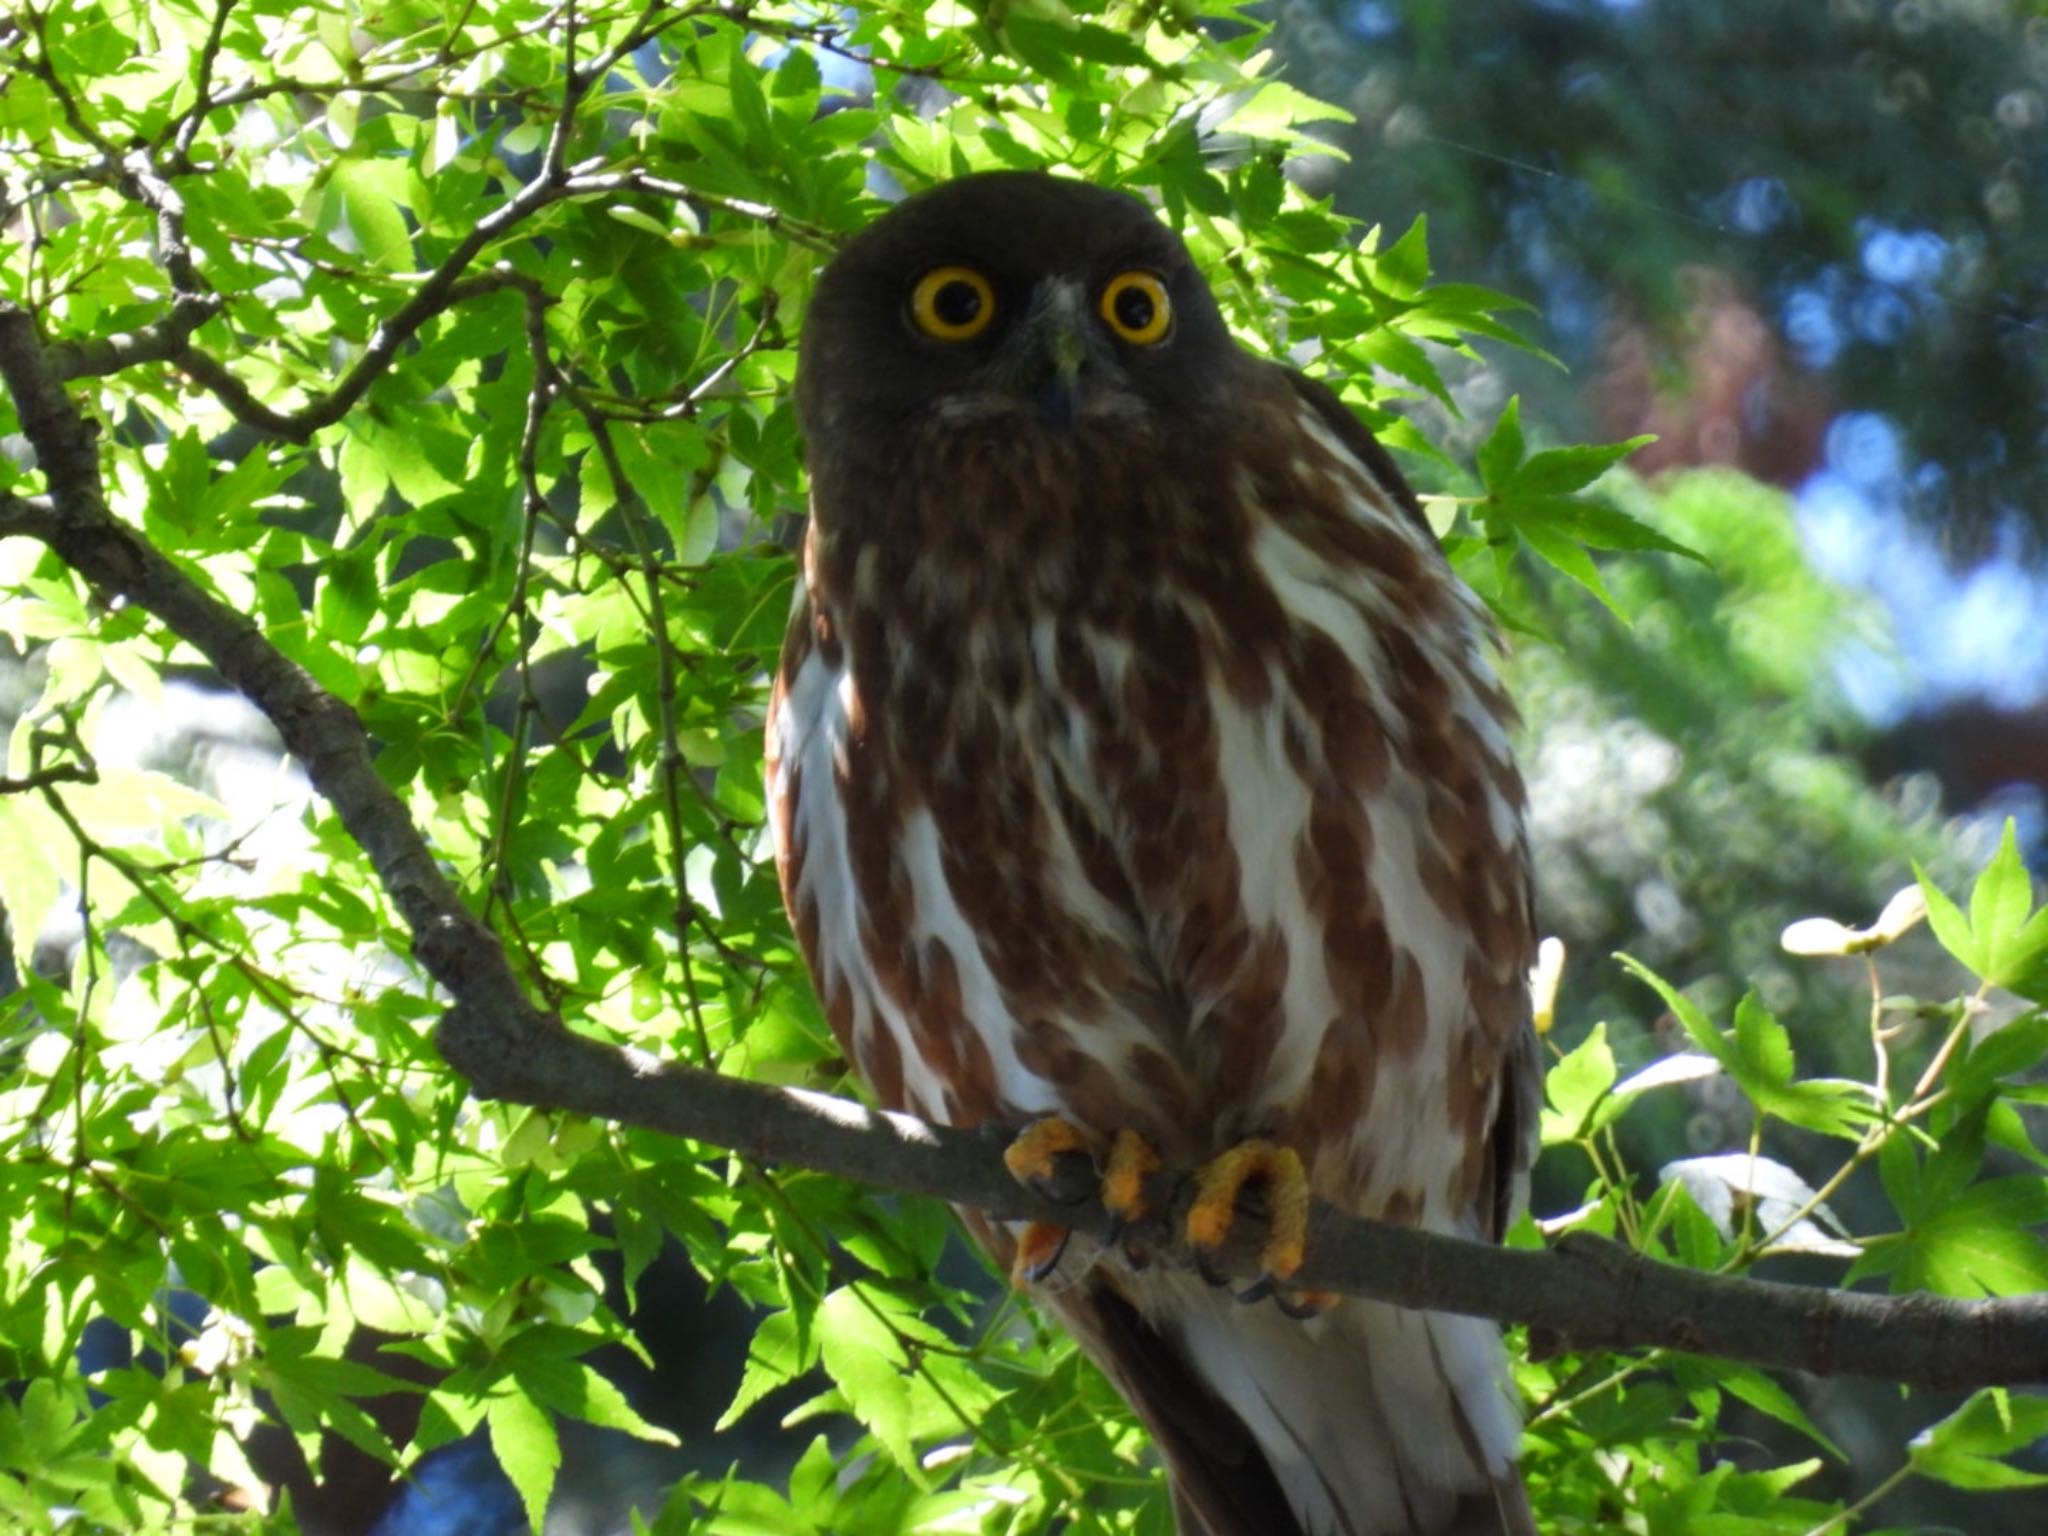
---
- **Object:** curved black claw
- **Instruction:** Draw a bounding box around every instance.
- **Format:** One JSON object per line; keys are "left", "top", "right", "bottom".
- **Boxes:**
{"left": 1195, "top": 1245, "right": 1231, "bottom": 1289}
{"left": 1234, "top": 1273, "right": 1278, "bottom": 1306}
{"left": 1274, "top": 1288, "right": 1331, "bottom": 1321}
{"left": 1022, "top": 1226, "right": 1073, "bottom": 1282}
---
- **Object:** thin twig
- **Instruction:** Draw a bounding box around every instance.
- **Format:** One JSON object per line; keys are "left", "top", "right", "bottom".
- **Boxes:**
{"left": 174, "top": 268, "right": 545, "bottom": 440}
{"left": 0, "top": 762, "right": 95, "bottom": 794}
{"left": 19, "top": 4, "right": 117, "bottom": 155}
{"left": 557, "top": 168, "right": 839, "bottom": 251}
{"left": 172, "top": 0, "right": 240, "bottom": 159}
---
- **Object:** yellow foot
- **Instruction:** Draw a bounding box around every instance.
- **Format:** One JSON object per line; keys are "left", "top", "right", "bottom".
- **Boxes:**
{"left": 1186, "top": 1139, "right": 1315, "bottom": 1305}
{"left": 1102, "top": 1128, "right": 1161, "bottom": 1237}
{"left": 1003, "top": 1119, "right": 1165, "bottom": 1278}
{"left": 1003, "top": 1116, "right": 1093, "bottom": 1200}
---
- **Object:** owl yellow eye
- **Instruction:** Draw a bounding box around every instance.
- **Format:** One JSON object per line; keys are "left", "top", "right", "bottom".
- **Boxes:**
{"left": 1099, "top": 270, "right": 1172, "bottom": 345}
{"left": 910, "top": 266, "right": 996, "bottom": 341}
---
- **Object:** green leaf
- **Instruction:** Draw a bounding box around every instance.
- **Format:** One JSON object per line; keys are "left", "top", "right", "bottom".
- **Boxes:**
{"left": 1375, "top": 214, "right": 1431, "bottom": 296}
{"left": 1618, "top": 955, "right": 1734, "bottom": 1070}
{"left": 1972, "top": 822, "right": 2034, "bottom": 961}
{"left": 1503, "top": 437, "right": 1657, "bottom": 498}
{"left": 787, "top": 1434, "right": 838, "bottom": 1521}
{"left": 1008, "top": 17, "right": 1152, "bottom": 66}
{"left": 1501, "top": 493, "right": 1705, "bottom": 562}
{"left": 1731, "top": 991, "right": 1794, "bottom": 1092}
{"left": 2005, "top": 910, "right": 2048, "bottom": 1003}
{"left": 1910, "top": 1389, "right": 2048, "bottom": 1490}
{"left": 331, "top": 159, "right": 414, "bottom": 271}
{"left": 718, "top": 1309, "right": 812, "bottom": 1431}
{"left": 1718, "top": 1365, "right": 1843, "bottom": 1460}
{"left": 487, "top": 1390, "right": 561, "bottom": 1532}
{"left": 1540, "top": 1022, "right": 1617, "bottom": 1145}
{"left": 815, "top": 1286, "right": 921, "bottom": 1475}
{"left": 1949, "top": 1011, "right": 2048, "bottom": 1110}
{"left": 1917, "top": 860, "right": 1984, "bottom": 974}
{"left": 1895, "top": 1178, "right": 2048, "bottom": 1297}
{"left": 1476, "top": 397, "right": 1526, "bottom": 492}
{"left": 0, "top": 798, "right": 64, "bottom": 974}
{"left": 1518, "top": 519, "right": 1627, "bottom": 621}
{"left": 318, "top": 545, "right": 379, "bottom": 645}
{"left": 554, "top": 1362, "right": 678, "bottom": 1446}
{"left": 1968, "top": 821, "right": 2048, "bottom": 991}
{"left": 1214, "top": 80, "right": 1355, "bottom": 144}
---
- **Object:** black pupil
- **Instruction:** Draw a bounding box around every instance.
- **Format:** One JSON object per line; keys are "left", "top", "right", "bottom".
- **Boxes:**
{"left": 1114, "top": 283, "right": 1155, "bottom": 332}
{"left": 933, "top": 279, "right": 982, "bottom": 328}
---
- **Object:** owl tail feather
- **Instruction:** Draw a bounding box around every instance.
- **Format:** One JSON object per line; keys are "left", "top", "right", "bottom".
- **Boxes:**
{"left": 1057, "top": 1275, "right": 1535, "bottom": 1536}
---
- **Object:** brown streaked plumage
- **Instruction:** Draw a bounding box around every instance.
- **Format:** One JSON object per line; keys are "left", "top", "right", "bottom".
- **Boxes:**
{"left": 766, "top": 170, "right": 1541, "bottom": 1536}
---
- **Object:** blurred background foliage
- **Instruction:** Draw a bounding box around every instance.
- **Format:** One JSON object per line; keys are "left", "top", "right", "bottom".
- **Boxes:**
{"left": 3, "top": 0, "right": 2048, "bottom": 1533}
{"left": 1280, "top": 0, "right": 2048, "bottom": 553}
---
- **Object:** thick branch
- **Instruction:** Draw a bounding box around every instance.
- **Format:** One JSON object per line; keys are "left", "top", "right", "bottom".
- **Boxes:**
{"left": 437, "top": 1000, "right": 2048, "bottom": 1392}
{"left": 6, "top": 299, "right": 2048, "bottom": 1399}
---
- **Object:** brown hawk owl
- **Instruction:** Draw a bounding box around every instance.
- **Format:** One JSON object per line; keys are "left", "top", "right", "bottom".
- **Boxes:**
{"left": 766, "top": 170, "right": 1541, "bottom": 1536}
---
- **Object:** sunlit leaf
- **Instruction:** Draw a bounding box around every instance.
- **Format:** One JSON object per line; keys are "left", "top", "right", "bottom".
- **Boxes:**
{"left": 1910, "top": 1389, "right": 2048, "bottom": 1490}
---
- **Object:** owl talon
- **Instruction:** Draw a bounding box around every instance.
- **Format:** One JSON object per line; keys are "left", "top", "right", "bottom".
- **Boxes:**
{"left": 1102, "top": 1128, "right": 1161, "bottom": 1228}
{"left": 1276, "top": 1288, "right": 1338, "bottom": 1320}
{"left": 1007, "top": 1121, "right": 1167, "bottom": 1258}
{"left": 1013, "top": 1220, "right": 1072, "bottom": 1284}
{"left": 1186, "top": 1139, "right": 1313, "bottom": 1296}
{"left": 1101, "top": 1127, "right": 1162, "bottom": 1263}
{"left": 1004, "top": 1116, "right": 1096, "bottom": 1205}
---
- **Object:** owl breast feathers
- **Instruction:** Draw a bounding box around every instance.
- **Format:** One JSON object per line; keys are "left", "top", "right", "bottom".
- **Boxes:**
{"left": 766, "top": 170, "right": 1541, "bottom": 1536}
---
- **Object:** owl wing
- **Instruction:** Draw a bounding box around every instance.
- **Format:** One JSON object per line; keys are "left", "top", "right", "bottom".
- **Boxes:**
{"left": 1048, "top": 366, "right": 1542, "bottom": 1536}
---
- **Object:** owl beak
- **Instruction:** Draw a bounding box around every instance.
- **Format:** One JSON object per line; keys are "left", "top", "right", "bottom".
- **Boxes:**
{"left": 1040, "top": 331, "right": 1086, "bottom": 432}
{"left": 1029, "top": 281, "right": 1092, "bottom": 432}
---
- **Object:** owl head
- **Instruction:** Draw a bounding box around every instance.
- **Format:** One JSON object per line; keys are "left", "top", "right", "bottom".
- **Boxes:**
{"left": 796, "top": 172, "right": 1243, "bottom": 467}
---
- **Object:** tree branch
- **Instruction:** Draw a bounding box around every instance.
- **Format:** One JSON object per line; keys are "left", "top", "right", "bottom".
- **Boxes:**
{"left": 435, "top": 998, "right": 2048, "bottom": 1392}
{"left": 169, "top": 268, "right": 547, "bottom": 439}
{"left": 125, "top": 159, "right": 823, "bottom": 439}
{"left": 171, "top": 0, "right": 239, "bottom": 160}
{"left": 0, "top": 762, "right": 95, "bottom": 795}
{"left": 557, "top": 168, "right": 838, "bottom": 251}
{"left": 48, "top": 292, "right": 223, "bottom": 382}
{"left": 6, "top": 283, "right": 2048, "bottom": 1400}
{"left": 0, "top": 303, "right": 529, "bottom": 1024}
{"left": 18, "top": 4, "right": 117, "bottom": 156}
